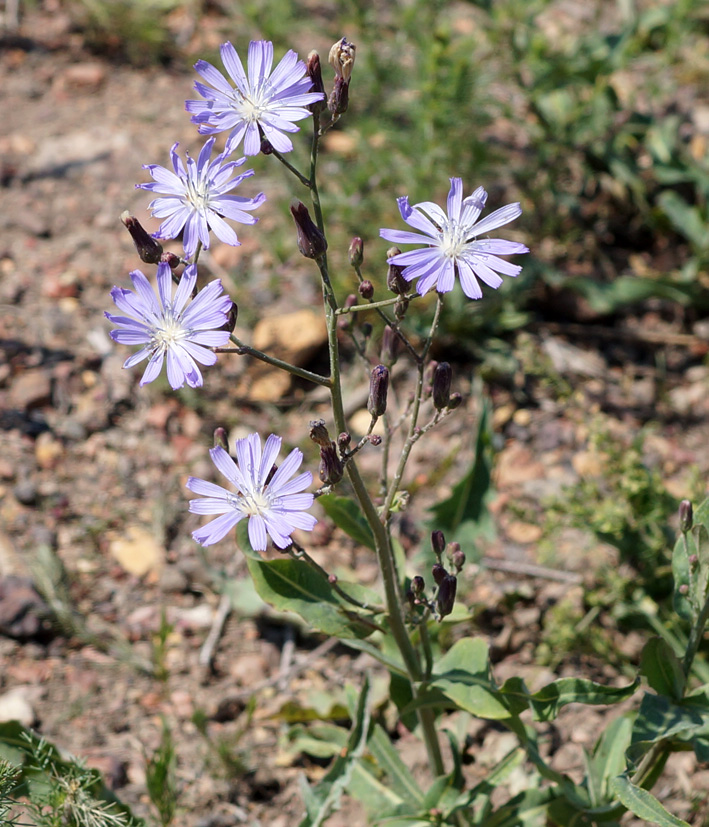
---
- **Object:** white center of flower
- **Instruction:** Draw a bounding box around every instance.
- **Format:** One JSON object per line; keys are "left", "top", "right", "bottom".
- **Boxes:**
{"left": 233, "top": 487, "right": 271, "bottom": 517}
{"left": 184, "top": 178, "right": 211, "bottom": 212}
{"left": 438, "top": 219, "right": 471, "bottom": 260}
{"left": 152, "top": 311, "right": 187, "bottom": 352}
{"left": 233, "top": 83, "right": 271, "bottom": 124}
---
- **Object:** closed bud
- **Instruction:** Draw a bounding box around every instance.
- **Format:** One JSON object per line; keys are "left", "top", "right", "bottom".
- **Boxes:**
{"left": 367, "top": 364, "right": 389, "bottom": 418}
{"left": 328, "top": 36, "right": 356, "bottom": 82}
{"left": 121, "top": 212, "right": 163, "bottom": 264}
{"left": 328, "top": 76, "right": 350, "bottom": 115}
{"left": 358, "top": 280, "right": 374, "bottom": 300}
{"left": 290, "top": 200, "right": 328, "bottom": 260}
{"left": 689, "top": 554, "right": 699, "bottom": 569}
{"left": 260, "top": 136, "right": 274, "bottom": 155}
{"left": 219, "top": 301, "right": 238, "bottom": 333}
{"left": 361, "top": 321, "right": 373, "bottom": 339}
{"left": 309, "top": 419, "right": 331, "bottom": 447}
{"left": 431, "top": 563, "right": 446, "bottom": 585}
{"left": 394, "top": 297, "right": 409, "bottom": 320}
{"left": 160, "top": 251, "right": 181, "bottom": 269}
{"left": 436, "top": 574, "right": 457, "bottom": 619}
{"left": 381, "top": 326, "right": 400, "bottom": 366}
{"left": 213, "top": 427, "right": 228, "bottom": 450}
{"left": 319, "top": 442, "right": 344, "bottom": 485}
{"left": 386, "top": 248, "right": 408, "bottom": 294}
{"left": 679, "top": 499, "right": 693, "bottom": 533}
{"left": 328, "top": 573, "right": 338, "bottom": 585}
{"left": 411, "top": 575, "right": 425, "bottom": 595}
{"left": 368, "top": 434, "right": 382, "bottom": 447}
{"left": 431, "top": 530, "right": 446, "bottom": 556}
{"left": 306, "top": 51, "right": 326, "bottom": 114}
{"left": 432, "top": 361, "right": 452, "bottom": 410}
{"left": 679, "top": 583, "right": 689, "bottom": 595}
{"left": 337, "top": 432, "right": 351, "bottom": 450}
{"left": 348, "top": 236, "right": 364, "bottom": 267}
{"left": 447, "top": 392, "right": 463, "bottom": 410}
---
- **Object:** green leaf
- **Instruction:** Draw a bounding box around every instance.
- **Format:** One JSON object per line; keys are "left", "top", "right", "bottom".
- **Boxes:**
{"left": 299, "top": 678, "right": 373, "bottom": 827}
{"left": 367, "top": 725, "right": 425, "bottom": 806}
{"left": 610, "top": 774, "right": 690, "bottom": 827}
{"left": 318, "top": 494, "right": 376, "bottom": 550}
{"left": 671, "top": 532, "right": 694, "bottom": 622}
{"left": 585, "top": 713, "right": 634, "bottom": 806}
{"left": 428, "top": 393, "right": 495, "bottom": 550}
{"left": 640, "top": 638, "right": 685, "bottom": 700}
{"left": 430, "top": 638, "right": 511, "bottom": 720}
{"left": 631, "top": 693, "right": 707, "bottom": 754}
{"left": 245, "top": 555, "right": 376, "bottom": 639}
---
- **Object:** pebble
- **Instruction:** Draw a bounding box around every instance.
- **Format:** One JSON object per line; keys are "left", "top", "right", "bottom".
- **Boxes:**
{"left": 0, "top": 686, "right": 39, "bottom": 726}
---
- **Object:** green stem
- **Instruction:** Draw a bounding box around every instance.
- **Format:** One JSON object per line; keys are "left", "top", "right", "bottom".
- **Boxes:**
{"left": 222, "top": 335, "right": 330, "bottom": 387}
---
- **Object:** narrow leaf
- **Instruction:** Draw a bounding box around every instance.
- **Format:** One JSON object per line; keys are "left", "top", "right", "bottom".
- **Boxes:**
{"left": 640, "top": 638, "right": 685, "bottom": 700}
{"left": 319, "top": 494, "right": 376, "bottom": 550}
{"left": 611, "top": 774, "right": 690, "bottom": 827}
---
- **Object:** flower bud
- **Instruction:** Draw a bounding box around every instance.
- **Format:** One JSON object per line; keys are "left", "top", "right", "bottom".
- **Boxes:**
{"left": 290, "top": 200, "right": 327, "bottom": 260}
{"left": 431, "top": 563, "right": 446, "bottom": 585}
{"left": 309, "top": 419, "right": 331, "bottom": 448}
{"left": 328, "top": 36, "right": 356, "bottom": 82}
{"left": 219, "top": 301, "right": 238, "bottom": 333}
{"left": 306, "top": 51, "right": 326, "bottom": 114}
{"left": 447, "top": 392, "right": 463, "bottom": 410}
{"left": 328, "top": 573, "right": 338, "bottom": 585}
{"left": 358, "top": 280, "right": 374, "bottom": 300}
{"left": 337, "top": 432, "right": 351, "bottom": 451}
{"left": 213, "top": 427, "right": 228, "bottom": 450}
{"left": 411, "top": 575, "right": 425, "bottom": 595}
{"left": 431, "top": 530, "right": 446, "bottom": 557}
{"left": 160, "top": 251, "right": 181, "bottom": 269}
{"left": 328, "top": 76, "right": 350, "bottom": 115}
{"left": 452, "top": 550, "right": 466, "bottom": 572}
{"left": 361, "top": 321, "right": 373, "bottom": 339}
{"left": 436, "top": 574, "right": 457, "bottom": 619}
{"left": 381, "top": 326, "right": 400, "bottom": 367}
{"left": 121, "top": 211, "right": 163, "bottom": 264}
{"left": 386, "top": 248, "right": 408, "bottom": 294}
{"left": 679, "top": 499, "right": 693, "bottom": 534}
{"left": 319, "top": 442, "right": 344, "bottom": 485}
{"left": 432, "top": 361, "right": 452, "bottom": 410}
{"left": 348, "top": 236, "right": 364, "bottom": 267}
{"left": 367, "top": 364, "right": 389, "bottom": 418}
{"left": 368, "top": 434, "right": 382, "bottom": 447}
{"left": 260, "top": 136, "right": 274, "bottom": 155}
{"left": 679, "top": 583, "right": 689, "bottom": 595}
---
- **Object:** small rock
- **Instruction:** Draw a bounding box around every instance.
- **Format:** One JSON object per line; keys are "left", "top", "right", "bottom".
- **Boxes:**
{"left": 8, "top": 369, "right": 52, "bottom": 409}
{"left": 35, "top": 431, "right": 64, "bottom": 470}
{"left": 0, "top": 575, "right": 51, "bottom": 640}
{"left": 13, "top": 480, "right": 38, "bottom": 506}
{"left": 0, "top": 686, "right": 39, "bottom": 726}
{"left": 56, "top": 62, "right": 107, "bottom": 92}
{"left": 159, "top": 566, "right": 189, "bottom": 594}
{"left": 229, "top": 652, "right": 269, "bottom": 686}
{"left": 109, "top": 525, "right": 164, "bottom": 577}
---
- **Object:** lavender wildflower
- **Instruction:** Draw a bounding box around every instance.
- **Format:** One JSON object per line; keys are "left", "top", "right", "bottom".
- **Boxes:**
{"left": 186, "top": 433, "right": 317, "bottom": 551}
{"left": 186, "top": 40, "right": 325, "bottom": 157}
{"left": 105, "top": 262, "right": 232, "bottom": 390}
{"left": 379, "top": 178, "right": 529, "bottom": 300}
{"left": 137, "top": 138, "right": 265, "bottom": 260}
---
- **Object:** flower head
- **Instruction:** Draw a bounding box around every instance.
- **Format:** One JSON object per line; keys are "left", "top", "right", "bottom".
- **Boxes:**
{"left": 379, "top": 178, "right": 529, "bottom": 300}
{"left": 186, "top": 40, "right": 325, "bottom": 156}
{"left": 106, "top": 262, "right": 232, "bottom": 390}
{"left": 137, "top": 138, "right": 264, "bottom": 260}
{"left": 187, "top": 433, "right": 317, "bottom": 550}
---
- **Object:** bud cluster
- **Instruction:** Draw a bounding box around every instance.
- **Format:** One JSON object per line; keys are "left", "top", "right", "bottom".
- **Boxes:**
{"left": 405, "top": 530, "right": 466, "bottom": 621}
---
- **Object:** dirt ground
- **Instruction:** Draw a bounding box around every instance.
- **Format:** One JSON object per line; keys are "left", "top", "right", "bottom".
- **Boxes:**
{"left": 1, "top": 4, "right": 709, "bottom": 826}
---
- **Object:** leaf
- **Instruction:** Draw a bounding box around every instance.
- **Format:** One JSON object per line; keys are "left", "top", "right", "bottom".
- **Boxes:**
{"left": 585, "top": 713, "right": 634, "bottom": 806}
{"left": 367, "top": 725, "right": 425, "bottom": 806}
{"left": 610, "top": 774, "right": 690, "bottom": 827}
{"left": 245, "top": 555, "right": 376, "bottom": 639}
{"left": 318, "top": 494, "right": 376, "bottom": 550}
{"left": 299, "top": 678, "right": 373, "bottom": 827}
{"left": 428, "top": 393, "right": 495, "bottom": 549}
{"left": 671, "top": 532, "right": 694, "bottom": 622}
{"left": 631, "top": 693, "right": 707, "bottom": 753}
{"left": 430, "top": 638, "right": 512, "bottom": 720}
{"left": 639, "top": 638, "right": 685, "bottom": 700}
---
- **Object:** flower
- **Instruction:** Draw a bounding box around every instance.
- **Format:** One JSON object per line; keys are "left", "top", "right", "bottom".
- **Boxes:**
{"left": 185, "top": 40, "right": 325, "bottom": 156}
{"left": 186, "top": 433, "right": 317, "bottom": 550}
{"left": 137, "top": 138, "right": 265, "bottom": 260}
{"left": 106, "top": 262, "right": 232, "bottom": 390}
{"left": 379, "top": 178, "right": 529, "bottom": 300}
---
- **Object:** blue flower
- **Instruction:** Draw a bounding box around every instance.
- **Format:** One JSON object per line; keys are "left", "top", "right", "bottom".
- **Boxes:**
{"left": 379, "top": 178, "right": 529, "bottom": 300}
{"left": 186, "top": 40, "right": 324, "bottom": 156}
{"left": 187, "top": 433, "right": 317, "bottom": 550}
{"left": 137, "top": 138, "right": 264, "bottom": 260}
{"left": 106, "top": 262, "right": 232, "bottom": 390}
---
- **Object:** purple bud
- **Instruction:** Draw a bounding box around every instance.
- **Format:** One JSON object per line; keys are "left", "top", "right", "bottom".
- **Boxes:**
{"left": 386, "top": 248, "right": 408, "bottom": 295}
{"left": 411, "top": 575, "right": 425, "bottom": 595}
{"left": 447, "top": 392, "right": 463, "bottom": 410}
{"left": 367, "top": 364, "right": 389, "bottom": 418}
{"left": 260, "top": 136, "right": 274, "bottom": 155}
{"left": 121, "top": 212, "right": 163, "bottom": 264}
{"left": 328, "top": 76, "right": 350, "bottom": 115}
{"left": 213, "top": 427, "right": 228, "bottom": 450}
{"left": 431, "top": 530, "right": 446, "bottom": 556}
{"left": 319, "top": 442, "right": 344, "bottom": 485}
{"left": 381, "top": 326, "right": 400, "bottom": 366}
{"left": 432, "top": 361, "right": 452, "bottom": 410}
{"left": 337, "top": 432, "right": 351, "bottom": 450}
{"left": 679, "top": 499, "right": 693, "bottom": 533}
{"left": 348, "top": 237, "right": 364, "bottom": 267}
{"left": 160, "top": 251, "right": 181, "bottom": 269}
{"left": 290, "top": 200, "right": 328, "bottom": 260}
{"left": 358, "top": 280, "right": 374, "bottom": 300}
{"left": 436, "top": 574, "right": 457, "bottom": 619}
{"left": 452, "top": 550, "right": 466, "bottom": 572}
{"left": 679, "top": 583, "right": 689, "bottom": 595}
{"left": 306, "top": 51, "right": 326, "bottom": 115}
{"left": 431, "top": 563, "right": 446, "bottom": 585}
{"left": 328, "top": 573, "right": 338, "bottom": 585}
{"left": 219, "top": 301, "right": 238, "bottom": 333}
{"left": 368, "top": 434, "right": 382, "bottom": 447}
{"left": 309, "top": 419, "right": 331, "bottom": 447}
